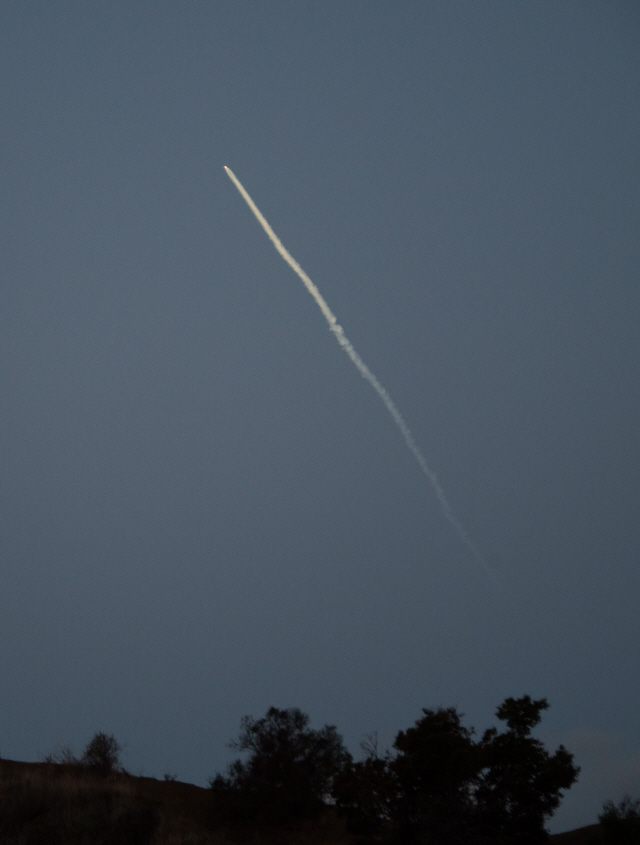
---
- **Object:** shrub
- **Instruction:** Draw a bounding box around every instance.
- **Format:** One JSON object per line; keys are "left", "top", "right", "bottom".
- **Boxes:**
{"left": 41, "top": 745, "right": 79, "bottom": 766}
{"left": 599, "top": 796, "right": 640, "bottom": 843}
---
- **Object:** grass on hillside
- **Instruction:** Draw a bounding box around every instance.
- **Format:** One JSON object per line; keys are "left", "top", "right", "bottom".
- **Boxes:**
{"left": 0, "top": 758, "right": 352, "bottom": 845}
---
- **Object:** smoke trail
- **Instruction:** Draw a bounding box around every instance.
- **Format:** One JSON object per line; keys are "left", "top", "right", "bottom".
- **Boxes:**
{"left": 224, "top": 166, "right": 491, "bottom": 573}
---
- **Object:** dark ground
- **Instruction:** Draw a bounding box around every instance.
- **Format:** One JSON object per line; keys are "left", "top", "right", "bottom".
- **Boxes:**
{"left": 0, "top": 758, "right": 605, "bottom": 844}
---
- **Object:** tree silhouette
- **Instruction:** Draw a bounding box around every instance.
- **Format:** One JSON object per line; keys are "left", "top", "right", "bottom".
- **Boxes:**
{"left": 476, "top": 697, "right": 579, "bottom": 843}
{"left": 333, "top": 733, "right": 395, "bottom": 835}
{"left": 210, "top": 706, "right": 350, "bottom": 822}
{"left": 80, "top": 732, "right": 123, "bottom": 775}
{"left": 390, "top": 706, "right": 482, "bottom": 844}
{"left": 334, "top": 696, "right": 579, "bottom": 844}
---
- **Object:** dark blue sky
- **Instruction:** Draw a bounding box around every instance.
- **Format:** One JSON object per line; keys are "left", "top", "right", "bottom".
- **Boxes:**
{"left": 2, "top": 2, "right": 639, "bottom": 832}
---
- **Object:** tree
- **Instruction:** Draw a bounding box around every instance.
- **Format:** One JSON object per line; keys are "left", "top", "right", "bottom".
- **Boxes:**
{"left": 333, "top": 696, "right": 579, "bottom": 845}
{"left": 333, "top": 734, "right": 395, "bottom": 835}
{"left": 390, "top": 707, "right": 482, "bottom": 844}
{"left": 476, "top": 697, "right": 580, "bottom": 843}
{"left": 80, "top": 732, "right": 123, "bottom": 775}
{"left": 334, "top": 707, "right": 484, "bottom": 844}
{"left": 210, "top": 707, "right": 350, "bottom": 822}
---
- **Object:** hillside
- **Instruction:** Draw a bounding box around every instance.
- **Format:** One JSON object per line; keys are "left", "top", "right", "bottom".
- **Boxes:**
{"left": 0, "top": 757, "right": 603, "bottom": 844}
{"left": 0, "top": 758, "right": 349, "bottom": 845}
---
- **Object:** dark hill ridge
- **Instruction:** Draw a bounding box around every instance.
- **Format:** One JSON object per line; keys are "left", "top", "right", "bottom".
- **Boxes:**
{"left": 0, "top": 757, "right": 348, "bottom": 845}
{"left": 551, "top": 827, "right": 603, "bottom": 844}
{"left": 0, "top": 757, "right": 600, "bottom": 844}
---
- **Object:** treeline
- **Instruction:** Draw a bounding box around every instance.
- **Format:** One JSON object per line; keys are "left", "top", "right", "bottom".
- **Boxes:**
{"left": 7, "top": 695, "right": 639, "bottom": 844}
{"left": 211, "top": 695, "right": 579, "bottom": 844}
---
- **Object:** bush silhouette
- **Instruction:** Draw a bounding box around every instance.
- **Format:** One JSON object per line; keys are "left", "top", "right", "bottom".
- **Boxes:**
{"left": 599, "top": 796, "right": 640, "bottom": 843}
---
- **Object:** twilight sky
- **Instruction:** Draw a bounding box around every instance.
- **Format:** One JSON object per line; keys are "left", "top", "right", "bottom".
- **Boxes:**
{"left": 1, "top": 1, "right": 639, "bottom": 833}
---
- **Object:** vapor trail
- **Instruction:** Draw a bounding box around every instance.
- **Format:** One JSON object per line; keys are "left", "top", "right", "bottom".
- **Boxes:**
{"left": 224, "top": 166, "right": 490, "bottom": 573}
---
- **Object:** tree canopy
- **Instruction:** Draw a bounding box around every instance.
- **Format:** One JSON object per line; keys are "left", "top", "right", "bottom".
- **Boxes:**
{"left": 334, "top": 696, "right": 579, "bottom": 844}
{"left": 210, "top": 706, "right": 350, "bottom": 822}
{"left": 210, "top": 698, "right": 579, "bottom": 841}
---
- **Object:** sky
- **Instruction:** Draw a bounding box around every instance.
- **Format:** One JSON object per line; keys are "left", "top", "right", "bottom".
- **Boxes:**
{"left": 1, "top": 1, "right": 639, "bottom": 833}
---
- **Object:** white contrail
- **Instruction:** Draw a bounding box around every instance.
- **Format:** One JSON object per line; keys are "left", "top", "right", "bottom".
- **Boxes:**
{"left": 224, "top": 165, "right": 491, "bottom": 573}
